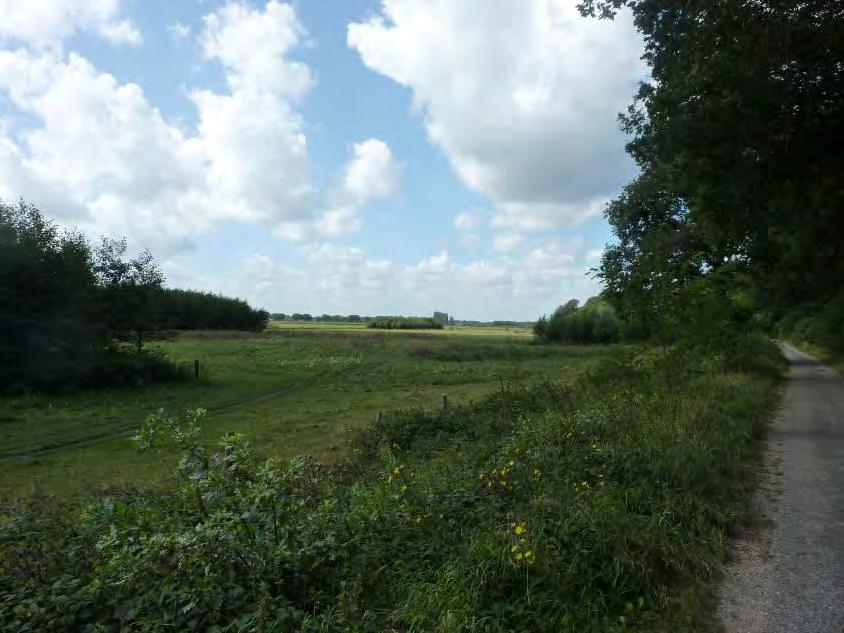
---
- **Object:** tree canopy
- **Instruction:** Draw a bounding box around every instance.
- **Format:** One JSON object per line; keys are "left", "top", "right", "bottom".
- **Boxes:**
{"left": 578, "top": 0, "right": 843, "bottom": 337}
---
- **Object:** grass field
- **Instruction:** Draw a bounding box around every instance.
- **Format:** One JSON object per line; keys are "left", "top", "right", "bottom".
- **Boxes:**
{"left": 0, "top": 337, "right": 783, "bottom": 631}
{"left": 0, "top": 323, "right": 615, "bottom": 498}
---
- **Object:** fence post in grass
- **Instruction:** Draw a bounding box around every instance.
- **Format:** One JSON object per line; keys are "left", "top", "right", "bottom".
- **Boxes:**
{"left": 375, "top": 411, "right": 382, "bottom": 424}
{"left": 194, "top": 359, "right": 200, "bottom": 380}
{"left": 442, "top": 394, "right": 448, "bottom": 410}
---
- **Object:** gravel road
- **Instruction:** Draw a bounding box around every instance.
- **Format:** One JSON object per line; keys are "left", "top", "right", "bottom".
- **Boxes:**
{"left": 717, "top": 343, "right": 844, "bottom": 632}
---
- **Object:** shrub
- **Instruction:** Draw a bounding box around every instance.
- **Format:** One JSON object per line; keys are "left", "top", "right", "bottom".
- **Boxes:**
{"left": 367, "top": 316, "right": 444, "bottom": 330}
{"left": 536, "top": 297, "right": 622, "bottom": 344}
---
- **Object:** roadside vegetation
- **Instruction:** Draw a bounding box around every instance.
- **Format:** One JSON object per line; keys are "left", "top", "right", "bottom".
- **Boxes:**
{"left": 776, "top": 293, "right": 844, "bottom": 372}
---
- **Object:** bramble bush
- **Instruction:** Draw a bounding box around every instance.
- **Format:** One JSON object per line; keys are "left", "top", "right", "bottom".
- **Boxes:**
{"left": 0, "top": 344, "right": 781, "bottom": 631}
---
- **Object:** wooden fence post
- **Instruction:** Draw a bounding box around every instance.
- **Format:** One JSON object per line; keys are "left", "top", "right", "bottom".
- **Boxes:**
{"left": 194, "top": 359, "right": 200, "bottom": 379}
{"left": 442, "top": 394, "right": 448, "bottom": 410}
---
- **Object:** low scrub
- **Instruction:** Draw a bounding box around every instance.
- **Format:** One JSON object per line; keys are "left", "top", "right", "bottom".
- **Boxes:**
{"left": 0, "top": 346, "right": 781, "bottom": 631}
{"left": 368, "top": 316, "right": 444, "bottom": 330}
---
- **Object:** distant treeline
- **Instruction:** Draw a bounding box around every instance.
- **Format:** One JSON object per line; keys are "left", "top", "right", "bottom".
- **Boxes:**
{"left": 534, "top": 298, "right": 622, "bottom": 344}
{"left": 160, "top": 289, "right": 268, "bottom": 331}
{"left": 0, "top": 200, "right": 267, "bottom": 393}
{"left": 367, "top": 316, "right": 444, "bottom": 330}
{"left": 272, "top": 313, "right": 364, "bottom": 323}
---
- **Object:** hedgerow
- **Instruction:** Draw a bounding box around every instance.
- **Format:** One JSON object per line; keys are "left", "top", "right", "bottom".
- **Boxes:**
{"left": 0, "top": 345, "right": 780, "bottom": 631}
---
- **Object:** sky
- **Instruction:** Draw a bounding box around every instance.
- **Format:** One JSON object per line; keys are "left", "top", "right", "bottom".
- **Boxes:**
{"left": 0, "top": 0, "right": 645, "bottom": 320}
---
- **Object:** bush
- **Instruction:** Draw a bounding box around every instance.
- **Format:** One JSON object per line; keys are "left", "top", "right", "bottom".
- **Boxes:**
{"left": 367, "top": 316, "right": 444, "bottom": 330}
{"left": 536, "top": 297, "right": 622, "bottom": 344}
{"left": 778, "top": 293, "right": 844, "bottom": 353}
{"left": 0, "top": 348, "right": 782, "bottom": 631}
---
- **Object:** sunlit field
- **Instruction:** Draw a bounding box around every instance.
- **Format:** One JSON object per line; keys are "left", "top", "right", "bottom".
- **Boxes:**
{"left": 0, "top": 325, "right": 609, "bottom": 498}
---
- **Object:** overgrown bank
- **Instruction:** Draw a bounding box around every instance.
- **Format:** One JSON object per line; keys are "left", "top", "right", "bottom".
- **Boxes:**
{"left": 0, "top": 342, "right": 783, "bottom": 631}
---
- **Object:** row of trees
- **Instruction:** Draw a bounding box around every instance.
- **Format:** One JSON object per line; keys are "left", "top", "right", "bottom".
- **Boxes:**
{"left": 367, "top": 316, "right": 444, "bottom": 330}
{"left": 0, "top": 200, "right": 267, "bottom": 392}
{"left": 534, "top": 298, "right": 622, "bottom": 344}
{"left": 272, "top": 312, "right": 456, "bottom": 325}
{"left": 159, "top": 289, "right": 268, "bottom": 332}
{"left": 272, "top": 314, "right": 364, "bottom": 323}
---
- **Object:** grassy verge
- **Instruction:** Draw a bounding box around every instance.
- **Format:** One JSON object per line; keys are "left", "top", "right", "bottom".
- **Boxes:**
{"left": 0, "top": 344, "right": 781, "bottom": 631}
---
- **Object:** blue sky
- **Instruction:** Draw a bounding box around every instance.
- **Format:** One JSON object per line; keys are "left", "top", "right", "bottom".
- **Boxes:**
{"left": 0, "top": 0, "right": 644, "bottom": 320}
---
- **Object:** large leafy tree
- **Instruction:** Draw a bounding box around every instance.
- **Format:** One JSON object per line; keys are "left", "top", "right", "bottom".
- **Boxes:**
{"left": 580, "top": 0, "right": 844, "bottom": 326}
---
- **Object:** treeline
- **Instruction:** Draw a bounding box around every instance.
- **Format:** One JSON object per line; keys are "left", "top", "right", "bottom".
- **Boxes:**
{"left": 273, "top": 313, "right": 364, "bottom": 323}
{"left": 159, "top": 289, "right": 268, "bottom": 332}
{"left": 534, "top": 298, "right": 622, "bottom": 344}
{"left": 0, "top": 201, "right": 266, "bottom": 392}
{"left": 367, "top": 316, "right": 444, "bottom": 330}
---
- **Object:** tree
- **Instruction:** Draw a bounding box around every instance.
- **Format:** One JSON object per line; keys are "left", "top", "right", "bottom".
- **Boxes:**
{"left": 535, "top": 297, "right": 621, "bottom": 344}
{"left": 93, "top": 239, "right": 164, "bottom": 353}
{"left": 579, "top": 0, "right": 844, "bottom": 329}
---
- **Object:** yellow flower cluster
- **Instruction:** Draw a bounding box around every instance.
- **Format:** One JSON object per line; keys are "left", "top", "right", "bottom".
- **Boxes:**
{"left": 479, "top": 465, "right": 514, "bottom": 490}
{"left": 387, "top": 464, "right": 412, "bottom": 494}
{"left": 509, "top": 522, "right": 535, "bottom": 565}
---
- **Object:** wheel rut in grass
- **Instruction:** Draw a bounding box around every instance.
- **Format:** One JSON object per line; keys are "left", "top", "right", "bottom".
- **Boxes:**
{"left": 0, "top": 375, "right": 328, "bottom": 462}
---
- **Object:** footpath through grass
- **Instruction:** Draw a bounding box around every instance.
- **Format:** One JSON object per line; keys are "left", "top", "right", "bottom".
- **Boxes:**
{"left": 0, "top": 342, "right": 783, "bottom": 631}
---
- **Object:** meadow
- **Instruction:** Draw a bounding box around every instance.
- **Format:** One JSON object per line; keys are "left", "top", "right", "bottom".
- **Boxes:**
{"left": 0, "top": 333, "right": 783, "bottom": 631}
{"left": 0, "top": 323, "right": 614, "bottom": 498}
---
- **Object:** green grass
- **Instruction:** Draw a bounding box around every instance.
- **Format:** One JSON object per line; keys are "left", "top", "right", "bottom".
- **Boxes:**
{"left": 0, "top": 326, "right": 611, "bottom": 498}
{"left": 0, "top": 343, "right": 782, "bottom": 631}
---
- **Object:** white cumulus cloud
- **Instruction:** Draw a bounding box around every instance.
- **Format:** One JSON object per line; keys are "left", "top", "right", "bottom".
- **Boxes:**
{"left": 349, "top": 0, "right": 644, "bottom": 231}
{"left": 343, "top": 138, "right": 400, "bottom": 204}
{"left": 0, "top": 1, "right": 399, "bottom": 250}
{"left": 0, "top": 0, "right": 141, "bottom": 48}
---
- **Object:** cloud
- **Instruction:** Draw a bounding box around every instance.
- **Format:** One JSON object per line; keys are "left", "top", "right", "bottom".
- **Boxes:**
{"left": 168, "top": 22, "right": 192, "bottom": 40}
{"left": 0, "top": 1, "right": 397, "bottom": 250}
{"left": 0, "top": 0, "right": 141, "bottom": 48}
{"left": 186, "top": 240, "right": 599, "bottom": 319}
{"left": 453, "top": 209, "right": 481, "bottom": 232}
{"left": 200, "top": 1, "right": 311, "bottom": 99}
{"left": 349, "top": 0, "right": 644, "bottom": 231}
{"left": 342, "top": 138, "right": 400, "bottom": 204}
{"left": 0, "top": 50, "right": 211, "bottom": 248}
{"left": 272, "top": 137, "right": 400, "bottom": 240}
{"left": 492, "top": 232, "right": 526, "bottom": 253}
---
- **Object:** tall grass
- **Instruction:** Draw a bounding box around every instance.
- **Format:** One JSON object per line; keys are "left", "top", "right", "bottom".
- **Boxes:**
{"left": 0, "top": 344, "right": 781, "bottom": 631}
